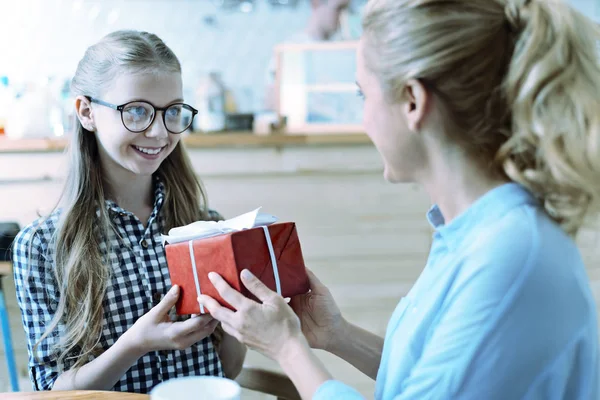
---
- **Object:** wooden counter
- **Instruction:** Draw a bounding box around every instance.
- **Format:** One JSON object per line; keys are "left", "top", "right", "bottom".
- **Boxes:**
{"left": 0, "top": 132, "right": 372, "bottom": 153}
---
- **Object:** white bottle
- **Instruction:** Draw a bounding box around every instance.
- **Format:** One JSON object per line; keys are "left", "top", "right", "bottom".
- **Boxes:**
{"left": 6, "top": 82, "right": 59, "bottom": 139}
{"left": 193, "top": 72, "right": 226, "bottom": 133}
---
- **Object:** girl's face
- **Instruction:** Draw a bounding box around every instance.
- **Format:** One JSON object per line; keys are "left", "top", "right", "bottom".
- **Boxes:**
{"left": 76, "top": 72, "right": 184, "bottom": 180}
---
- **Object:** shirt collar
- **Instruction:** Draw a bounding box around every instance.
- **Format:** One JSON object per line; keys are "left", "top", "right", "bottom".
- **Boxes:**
{"left": 426, "top": 183, "right": 538, "bottom": 250}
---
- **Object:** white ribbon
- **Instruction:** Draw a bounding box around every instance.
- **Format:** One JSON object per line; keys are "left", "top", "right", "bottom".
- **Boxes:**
{"left": 189, "top": 225, "right": 282, "bottom": 313}
{"left": 262, "top": 226, "right": 282, "bottom": 296}
{"left": 189, "top": 240, "right": 205, "bottom": 314}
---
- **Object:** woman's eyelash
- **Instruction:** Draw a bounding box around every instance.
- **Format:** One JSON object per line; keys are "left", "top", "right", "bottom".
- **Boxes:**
{"left": 357, "top": 89, "right": 365, "bottom": 99}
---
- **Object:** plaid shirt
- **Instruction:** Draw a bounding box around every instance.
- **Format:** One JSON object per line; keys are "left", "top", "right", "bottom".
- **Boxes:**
{"left": 12, "top": 178, "right": 224, "bottom": 393}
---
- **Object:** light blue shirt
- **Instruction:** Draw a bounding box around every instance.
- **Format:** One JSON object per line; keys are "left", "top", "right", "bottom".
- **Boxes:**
{"left": 314, "top": 183, "right": 599, "bottom": 399}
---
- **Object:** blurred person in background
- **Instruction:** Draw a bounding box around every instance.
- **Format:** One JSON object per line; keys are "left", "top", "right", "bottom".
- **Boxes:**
{"left": 264, "top": 0, "right": 351, "bottom": 111}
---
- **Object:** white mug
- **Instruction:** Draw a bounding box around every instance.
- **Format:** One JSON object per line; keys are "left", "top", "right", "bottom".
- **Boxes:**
{"left": 150, "top": 376, "right": 241, "bottom": 400}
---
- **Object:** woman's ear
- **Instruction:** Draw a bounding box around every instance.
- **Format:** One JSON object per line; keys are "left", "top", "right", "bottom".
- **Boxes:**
{"left": 75, "top": 96, "right": 96, "bottom": 132}
{"left": 402, "top": 79, "right": 429, "bottom": 132}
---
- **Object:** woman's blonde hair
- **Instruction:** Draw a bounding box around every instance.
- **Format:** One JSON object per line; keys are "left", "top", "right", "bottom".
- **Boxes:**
{"left": 34, "top": 30, "right": 211, "bottom": 371}
{"left": 363, "top": 0, "right": 600, "bottom": 236}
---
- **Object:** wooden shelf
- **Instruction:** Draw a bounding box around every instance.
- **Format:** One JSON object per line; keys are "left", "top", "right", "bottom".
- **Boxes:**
{"left": 0, "top": 137, "right": 69, "bottom": 152}
{"left": 0, "top": 132, "right": 372, "bottom": 153}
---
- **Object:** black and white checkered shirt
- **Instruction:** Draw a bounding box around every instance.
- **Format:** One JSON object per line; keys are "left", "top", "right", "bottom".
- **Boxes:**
{"left": 12, "top": 178, "right": 224, "bottom": 393}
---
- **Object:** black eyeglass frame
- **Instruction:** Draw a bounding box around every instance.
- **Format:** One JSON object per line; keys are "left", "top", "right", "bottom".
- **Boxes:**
{"left": 86, "top": 96, "right": 198, "bottom": 134}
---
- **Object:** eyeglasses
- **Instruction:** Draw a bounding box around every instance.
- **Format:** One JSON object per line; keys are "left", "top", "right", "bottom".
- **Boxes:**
{"left": 87, "top": 97, "right": 198, "bottom": 134}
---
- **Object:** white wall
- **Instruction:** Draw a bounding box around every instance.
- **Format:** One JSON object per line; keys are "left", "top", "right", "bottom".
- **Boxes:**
{"left": 0, "top": 0, "right": 596, "bottom": 111}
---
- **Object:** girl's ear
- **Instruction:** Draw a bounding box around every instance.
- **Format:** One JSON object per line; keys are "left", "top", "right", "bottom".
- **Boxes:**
{"left": 75, "top": 96, "right": 96, "bottom": 131}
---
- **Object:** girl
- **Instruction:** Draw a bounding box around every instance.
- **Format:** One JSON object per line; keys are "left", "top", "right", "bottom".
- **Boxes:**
{"left": 200, "top": 0, "right": 600, "bottom": 399}
{"left": 13, "top": 30, "right": 245, "bottom": 393}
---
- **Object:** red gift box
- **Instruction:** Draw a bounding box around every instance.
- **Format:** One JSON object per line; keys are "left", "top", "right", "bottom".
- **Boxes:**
{"left": 164, "top": 222, "right": 310, "bottom": 315}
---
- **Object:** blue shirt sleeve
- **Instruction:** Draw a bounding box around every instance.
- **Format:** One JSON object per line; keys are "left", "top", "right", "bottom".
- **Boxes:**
{"left": 314, "top": 380, "right": 365, "bottom": 400}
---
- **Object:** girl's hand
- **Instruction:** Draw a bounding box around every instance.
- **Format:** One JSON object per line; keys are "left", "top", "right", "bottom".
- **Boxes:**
{"left": 125, "top": 285, "right": 219, "bottom": 355}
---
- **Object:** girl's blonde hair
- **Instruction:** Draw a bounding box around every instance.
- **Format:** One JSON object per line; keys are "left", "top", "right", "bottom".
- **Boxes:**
{"left": 34, "top": 30, "right": 211, "bottom": 370}
{"left": 363, "top": 0, "right": 600, "bottom": 236}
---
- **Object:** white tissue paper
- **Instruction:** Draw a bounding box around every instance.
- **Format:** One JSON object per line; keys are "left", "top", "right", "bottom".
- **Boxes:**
{"left": 161, "top": 207, "right": 278, "bottom": 245}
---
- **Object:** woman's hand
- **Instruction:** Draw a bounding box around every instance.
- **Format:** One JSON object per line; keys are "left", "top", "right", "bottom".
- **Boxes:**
{"left": 124, "top": 285, "right": 219, "bottom": 356}
{"left": 197, "top": 270, "right": 303, "bottom": 363}
{"left": 290, "top": 269, "right": 346, "bottom": 352}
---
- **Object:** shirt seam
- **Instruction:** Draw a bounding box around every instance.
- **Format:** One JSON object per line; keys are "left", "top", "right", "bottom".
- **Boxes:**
{"left": 453, "top": 207, "right": 540, "bottom": 394}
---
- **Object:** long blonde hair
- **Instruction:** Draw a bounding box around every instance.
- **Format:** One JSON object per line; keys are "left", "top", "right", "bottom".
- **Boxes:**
{"left": 362, "top": 0, "right": 600, "bottom": 236}
{"left": 34, "top": 30, "right": 210, "bottom": 370}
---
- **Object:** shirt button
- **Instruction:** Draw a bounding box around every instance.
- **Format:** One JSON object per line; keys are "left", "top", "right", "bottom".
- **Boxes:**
{"left": 141, "top": 239, "right": 148, "bottom": 248}
{"left": 153, "top": 292, "right": 162, "bottom": 303}
{"left": 412, "top": 306, "right": 418, "bottom": 313}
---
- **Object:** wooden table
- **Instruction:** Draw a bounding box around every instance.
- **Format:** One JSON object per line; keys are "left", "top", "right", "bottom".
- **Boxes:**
{"left": 0, "top": 391, "right": 149, "bottom": 399}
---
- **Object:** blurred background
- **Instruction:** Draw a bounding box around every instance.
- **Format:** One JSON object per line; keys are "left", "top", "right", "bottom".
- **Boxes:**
{"left": 0, "top": 0, "right": 599, "bottom": 398}
{"left": 0, "top": 0, "right": 368, "bottom": 138}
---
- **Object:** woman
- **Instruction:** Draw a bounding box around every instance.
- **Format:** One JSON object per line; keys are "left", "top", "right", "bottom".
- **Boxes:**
{"left": 199, "top": 0, "right": 600, "bottom": 398}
